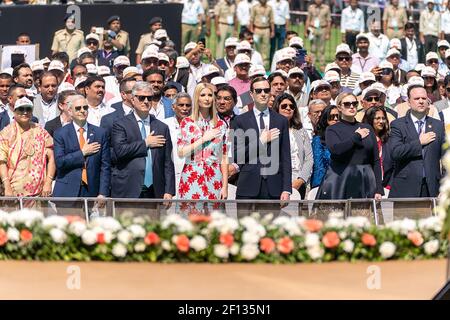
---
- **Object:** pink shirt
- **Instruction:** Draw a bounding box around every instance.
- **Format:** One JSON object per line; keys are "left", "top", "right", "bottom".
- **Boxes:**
{"left": 351, "top": 53, "right": 380, "bottom": 74}
{"left": 229, "top": 77, "right": 250, "bottom": 97}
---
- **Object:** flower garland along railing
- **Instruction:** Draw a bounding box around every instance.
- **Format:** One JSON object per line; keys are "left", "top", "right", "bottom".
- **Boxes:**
{"left": 0, "top": 210, "right": 447, "bottom": 262}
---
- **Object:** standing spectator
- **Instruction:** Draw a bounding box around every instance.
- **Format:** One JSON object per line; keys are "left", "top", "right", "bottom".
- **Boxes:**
{"left": 44, "top": 90, "right": 77, "bottom": 138}
{"left": 143, "top": 69, "right": 175, "bottom": 121}
{"left": 324, "top": 71, "right": 342, "bottom": 105}
{"left": 351, "top": 33, "right": 380, "bottom": 74}
{"left": 229, "top": 53, "right": 252, "bottom": 112}
{"left": 249, "top": 0, "right": 274, "bottom": 69}
{"left": 340, "top": 0, "right": 365, "bottom": 53}
{"left": 272, "top": 93, "right": 313, "bottom": 198}
{"left": 419, "top": 0, "right": 441, "bottom": 54}
{"left": 214, "top": 0, "right": 238, "bottom": 59}
{"left": 437, "top": 75, "right": 450, "bottom": 118}
{"left": 97, "top": 34, "right": 120, "bottom": 69}
{"left": 422, "top": 66, "right": 442, "bottom": 103}
{"left": 12, "top": 63, "right": 33, "bottom": 89}
{"left": 437, "top": 40, "right": 450, "bottom": 77}
{"left": 0, "top": 85, "right": 38, "bottom": 131}
{"left": 317, "top": 93, "right": 383, "bottom": 200}
{"left": 389, "top": 85, "right": 444, "bottom": 198}
{"left": 102, "top": 15, "right": 130, "bottom": 56}
{"left": 268, "top": 71, "right": 288, "bottom": 99}
{"left": 335, "top": 44, "right": 360, "bottom": 90}
{"left": 400, "top": 22, "right": 425, "bottom": 70}
{"left": 237, "top": 0, "right": 254, "bottom": 32}
{"left": 386, "top": 48, "right": 407, "bottom": 85}
{"left": 216, "top": 37, "right": 238, "bottom": 72}
{"left": 136, "top": 17, "right": 163, "bottom": 65}
{"left": 309, "top": 79, "right": 332, "bottom": 107}
{"left": 84, "top": 76, "right": 114, "bottom": 126}
{"left": 383, "top": 0, "right": 408, "bottom": 39}
{"left": 51, "top": 13, "right": 85, "bottom": 63}
{"left": 286, "top": 67, "right": 308, "bottom": 109}
{"left": 181, "top": 0, "right": 205, "bottom": 50}
{"left": 367, "top": 21, "right": 390, "bottom": 61}
{"left": 0, "top": 97, "right": 55, "bottom": 197}
{"left": 306, "top": 98, "right": 328, "bottom": 140}
{"left": 53, "top": 95, "right": 111, "bottom": 199}
{"left": 0, "top": 73, "right": 13, "bottom": 113}
{"left": 356, "top": 82, "right": 398, "bottom": 123}
{"left": 305, "top": 0, "right": 331, "bottom": 69}
{"left": 16, "top": 33, "right": 31, "bottom": 45}
{"left": 268, "top": 0, "right": 290, "bottom": 62}
{"left": 33, "top": 72, "right": 59, "bottom": 126}
{"left": 441, "top": 1, "right": 450, "bottom": 43}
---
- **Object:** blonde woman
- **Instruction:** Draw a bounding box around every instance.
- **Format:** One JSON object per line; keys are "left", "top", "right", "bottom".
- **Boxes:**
{"left": 177, "top": 83, "right": 228, "bottom": 204}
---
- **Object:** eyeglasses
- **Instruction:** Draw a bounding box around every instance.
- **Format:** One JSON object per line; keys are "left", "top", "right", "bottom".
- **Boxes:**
{"left": 428, "top": 59, "right": 439, "bottom": 64}
{"left": 74, "top": 105, "right": 89, "bottom": 112}
{"left": 16, "top": 94, "right": 27, "bottom": 99}
{"left": 315, "top": 86, "right": 330, "bottom": 92}
{"left": 16, "top": 106, "right": 33, "bottom": 113}
{"left": 289, "top": 74, "right": 303, "bottom": 79}
{"left": 237, "top": 64, "right": 250, "bottom": 70}
{"left": 365, "top": 96, "right": 380, "bottom": 102}
{"left": 328, "top": 114, "right": 339, "bottom": 121}
{"left": 253, "top": 88, "right": 270, "bottom": 94}
{"left": 86, "top": 41, "right": 98, "bottom": 46}
{"left": 158, "top": 61, "right": 169, "bottom": 66}
{"left": 177, "top": 103, "right": 192, "bottom": 107}
{"left": 337, "top": 56, "right": 351, "bottom": 61}
{"left": 135, "top": 95, "right": 155, "bottom": 102}
{"left": 280, "top": 103, "right": 295, "bottom": 110}
{"left": 217, "top": 96, "right": 233, "bottom": 101}
{"left": 341, "top": 101, "right": 358, "bottom": 109}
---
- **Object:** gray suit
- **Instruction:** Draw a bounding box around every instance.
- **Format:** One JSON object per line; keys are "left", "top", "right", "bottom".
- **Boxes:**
{"left": 434, "top": 99, "right": 449, "bottom": 112}
{"left": 33, "top": 94, "right": 60, "bottom": 125}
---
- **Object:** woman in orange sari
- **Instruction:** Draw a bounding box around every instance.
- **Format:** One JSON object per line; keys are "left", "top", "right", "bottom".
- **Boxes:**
{"left": 0, "top": 97, "right": 55, "bottom": 197}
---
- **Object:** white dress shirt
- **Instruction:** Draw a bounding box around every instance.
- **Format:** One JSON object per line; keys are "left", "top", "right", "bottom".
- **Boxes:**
{"left": 410, "top": 112, "right": 426, "bottom": 135}
{"left": 253, "top": 106, "right": 270, "bottom": 132}
{"left": 182, "top": 0, "right": 204, "bottom": 25}
{"left": 405, "top": 37, "right": 418, "bottom": 70}
{"left": 149, "top": 99, "right": 166, "bottom": 121}
{"left": 87, "top": 102, "right": 115, "bottom": 127}
{"left": 41, "top": 97, "right": 58, "bottom": 124}
{"left": 162, "top": 116, "right": 185, "bottom": 197}
{"left": 122, "top": 103, "right": 133, "bottom": 116}
{"left": 236, "top": 0, "right": 254, "bottom": 27}
{"left": 441, "top": 9, "right": 450, "bottom": 34}
{"left": 269, "top": 0, "right": 290, "bottom": 26}
{"left": 340, "top": 6, "right": 365, "bottom": 33}
{"left": 367, "top": 32, "right": 390, "bottom": 61}
{"left": 72, "top": 121, "right": 88, "bottom": 144}
{"left": 134, "top": 112, "right": 151, "bottom": 140}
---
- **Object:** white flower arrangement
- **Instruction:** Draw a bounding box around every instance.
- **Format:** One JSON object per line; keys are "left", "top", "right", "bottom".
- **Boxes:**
{"left": 240, "top": 244, "right": 259, "bottom": 261}
{"left": 190, "top": 235, "right": 207, "bottom": 252}
{"left": 42, "top": 216, "right": 69, "bottom": 230}
{"left": 379, "top": 242, "right": 396, "bottom": 259}
{"left": 214, "top": 244, "right": 229, "bottom": 259}
{"left": 50, "top": 228, "right": 67, "bottom": 244}
{"left": 6, "top": 227, "right": 20, "bottom": 242}
{"left": 112, "top": 243, "right": 127, "bottom": 258}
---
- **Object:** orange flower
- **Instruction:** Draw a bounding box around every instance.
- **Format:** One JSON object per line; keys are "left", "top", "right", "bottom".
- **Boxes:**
{"left": 407, "top": 231, "right": 424, "bottom": 247}
{"left": 322, "top": 231, "right": 340, "bottom": 249}
{"left": 260, "top": 237, "right": 276, "bottom": 254}
{"left": 188, "top": 214, "right": 211, "bottom": 224}
{"left": 96, "top": 232, "right": 105, "bottom": 244}
{"left": 144, "top": 232, "right": 161, "bottom": 246}
{"left": 303, "top": 219, "right": 323, "bottom": 233}
{"left": 0, "top": 228, "right": 7, "bottom": 246}
{"left": 20, "top": 229, "right": 33, "bottom": 243}
{"left": 219, "top": 233, "right": 234, "bottom": 248}
{"left": 175, "top": 235, "right": 190, "bottom": 252}
{"left": 361, "top": 233, "right": 377, "bottom": 247}
{"left": 277, "top": 236, "right": 294, "bottom": 254}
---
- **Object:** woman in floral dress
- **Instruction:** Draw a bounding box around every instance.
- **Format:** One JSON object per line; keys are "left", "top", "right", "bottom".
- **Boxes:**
{"left": 177, "top": 83, "right": 228, "bottom": 211}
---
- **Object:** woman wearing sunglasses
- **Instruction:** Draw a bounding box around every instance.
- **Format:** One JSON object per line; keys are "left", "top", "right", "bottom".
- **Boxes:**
{"left": 0, "top": 97, "right": 55, "bottom": 198}
{"left": 272, "top": 93, "right": 313, "bottom": 199}
{"left": 317, "top": 92, "right": 383, "bottom": 200}
{"left": 378, "top": 61, "right": 402, "bottom": 107}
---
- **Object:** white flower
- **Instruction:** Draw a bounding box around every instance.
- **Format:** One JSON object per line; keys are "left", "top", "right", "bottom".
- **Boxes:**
{"left": 230, "top": 243, "right": 240, "bottom": 255}
{"left": 162, "top": 240, "right": 172, "bottom": 251}
{"left": 379, "top": 242, "right": 396, "bottom": 259}
{"left": 42, "top": 215, "right": 68, "bottom": 230}
{"left": 0, "top": 211, "right": 9, "bottom": 225}
{"left": 190, "top": 235, "right": 207, "bottom": 252}
{"left": 69, "top": 221, "right": 86, "bottom": 236}
{"left": 50, "top": 228, "right": 67, "bottom": 244}
{"left": 7, "top": 209, "right": 43, "bottom": 227}
{"left": 304, "top": 233, "right": 320, "bottom": 248}
{"left": 81, "top": 230, "right": 96, "bottom": 245}
{"left": 273, "top": 216, "right": 291, "bottom": 227}
{"left": 134, "top": 242, "right": 146, "bottom": 252}
{"left": 128, "top": 224, "right": 146, "bottom": 238}
{"left": 389, "top": 218, "right": 417, "bottom": 235}
{"left": 240, "top": 216, "right": 259, "bottom": 230}
{"left": 418, "top": 217, "right": 442, "bottom": 233}
{"left": 342, "top": 239, "right": 354, "bottom": 253}
{"left": 262, "top": 213, "right": 274, "bottom": 223}
{"left": 6, "top": 227, "right": 20, "bottom": 242}
{"left": 339, "top": 231, "right": 347, "bottom": 239}
{"left": 214, "top": 244, "right": 229, "bottom": 259}
{"left": 424, "top": 239, "right": 440, "bottom": 255}
{"left": 326, "top": 217, "right": 345, "bottom": 229}
{"left": 162, "top": 214, "right": 193, "bottom": 233}
{"left": 307, "top": 245, "right": 324, "bottom": 260}
{"left": 132, "top": 216, "right": 146, "bottom": 225}
{"left": 240, "top": 244, "right": 259, "bottom": 261}
{"left": 89, "top": 217, "right": 122, "bottom": 232}
{"left": 117, "top": 230, "right": 132, "bottom": 245}
{"left": 112, "top": 243, "right": 127, "bottom": 258}
{"left": 344, "top": 217, "right": 370, "bottom": 229}
{"left": 242, "top": 231, "right": 260, "bottom": 244}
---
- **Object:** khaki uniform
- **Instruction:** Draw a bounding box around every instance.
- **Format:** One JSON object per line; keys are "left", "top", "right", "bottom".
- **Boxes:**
{"left": 251, "top": 3, "right": 274, "bottom": 69}
{"left": 307, "top": 4, "right": 331, "bottom": 66}
{"left": 214, "top": 0, "right": 236, "bottom": 57}
{"left": 135, "top": 32, "right": 154, "bottom": 55}
{"left": 382, "top": 5, "right": 408, "bottom": 39}
{"left": 51, "top": 29, "right": 84, "bottom": 63}
{"left": 99, "top": 30, "right": 131, "bottom": 55}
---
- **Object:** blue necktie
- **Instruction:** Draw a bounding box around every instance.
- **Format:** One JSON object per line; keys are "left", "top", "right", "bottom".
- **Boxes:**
{"left": 139, "top": 120, "right": 153, "bottom": 188}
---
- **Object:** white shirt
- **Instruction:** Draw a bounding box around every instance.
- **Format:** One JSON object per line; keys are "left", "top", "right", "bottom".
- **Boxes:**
{"left": 149, "top": 99, "right": 165, "bottom": 121}
{"left": 289, "top": 128, "right": 300, "bottom": 180}
{"left": 122, "top": 103, "right": 133, "bottom": 116}
{"left": 0, "top": 101, "right": 7, "bottom": 113}
{"left": 253, "top": 106, "right": 270, "bottom": 131}
{"left": 405, "top": 37, "right": 418, "bottom": 70}
{"left": 162, "top": 116, "right": 185, "bottom": 197}
{"left": 87, "top": 102, "right": 115, "bottom": 127}
{"left": 410, "top": 113, "right": 426, "bottom": 135}
{"left": 367, "top": 32, "right": 390, "bottom": 61}
{"left": 190, "top": 62, "right": 211, "bottom": 83}
{"left": 41, "top": 97, "right": 58, "bottom": 124}
{"left": 6, "top": 106, "right": 14, "bottom": 123}
{"left": 182, "top": 0, "right": 204, "bottom": 24}
{"left": 72, "top": 121, "right": 88, "bottom": 144}
{"left": 236, "top": 0, "right": 254, "bottom": 27}
{"left": 441, "top": 10, "right": 450, "bottom": 34}
{"left": 268, "top": 0, "right": 290, "bottom": 26}
{"left": 134, "top": 112, "right": 151, "bottom": 140}
{"left": 340, "top": 6, "right": 365, "bottom": 33}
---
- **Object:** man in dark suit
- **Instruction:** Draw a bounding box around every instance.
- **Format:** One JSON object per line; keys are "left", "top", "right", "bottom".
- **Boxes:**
{"left": 389, "top": 85, "right": 445, "bottom": 198}
{"left": 400, "top": 22, "right": 425, "bottom": 68}
{"left": 111, "top": 81, "right": 175, "bottom": 199}
{"left": 0, "top": 84, "right": 38, "bottom": 130}
{"left": 231, "top": 77, "right": 292, "bottom": 205}
{"left": 53, "top": 94, "right": 111, "bottom": 198}
{"left": 44, "top": 90, "right": 77, "bottom": 137}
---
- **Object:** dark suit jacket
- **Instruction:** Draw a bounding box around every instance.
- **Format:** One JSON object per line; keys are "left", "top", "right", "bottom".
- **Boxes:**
{"left": 389, "top": 111, "right": 445, "bottom": 198}
{"left": 0, "top": 111, "right": 39, "bottom": 131}
{"left": 111, "top": 113, "right": 175, "bottom": 198}
{"left": 100, "top": 102, "right": 126, "bottom": 165}
{"left": 400, "top": 37, "right": 425, "bottom": 64}
{"left": 44, "top": 116, "right": 62, "bottom": 137}
{"left": 53, "top": 123, "right": 111, "bottom": 197}
{"left": 231, "top": 108, "right": 292, "bottom": 198}
{"left": 394, "top": 68, "right": 407, "bottom": 85}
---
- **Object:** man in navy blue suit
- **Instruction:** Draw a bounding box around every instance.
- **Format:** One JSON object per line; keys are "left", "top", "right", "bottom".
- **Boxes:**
{"left": 389, "top": 85, "right": 445, "bottom": 198}
{"left": 142, "top": 69, "right": 175, "bottom": 121}
{"left": 111, "top": 81, "right": 175, "bottom": 199}
{"left": 53, "top": 94, "right": 111, "bottom": 199}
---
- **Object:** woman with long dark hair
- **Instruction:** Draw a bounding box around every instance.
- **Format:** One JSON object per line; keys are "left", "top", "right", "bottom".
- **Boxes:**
{"left": 421, "top": 66, "right": 441, "bottom": 103}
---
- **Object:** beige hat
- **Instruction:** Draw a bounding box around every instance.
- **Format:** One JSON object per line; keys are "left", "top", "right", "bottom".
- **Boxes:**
{"left": 183, "top": 42, "right": 197, "bottom": 53}
{"left": 142, "top": 48, "right": 159, "bottom": 60}
{"left": 324, "top": 70, "right": 340, "bottom": 83}
{"left": 421, "top": 66, "right": 437, "bottom": 77}
{"left": 48, "top": 60, "right": 65, "bottom": 73}
{"left": 289, "top": 36, "right": 304, "bottom": 48}
{"left": 358, "top": 71, "right": 376, "bottom": 84}
{"left": 97, "top": 65, "right": 110, "bottom": 76}
{"left": 426, "top": 52, "right": 439, "bottom": 61}
{"left": 386, "top": 48, "right": 401, "bottom": 58}
{"left": 74, "top": 76, "right": 87, "bottom": 88}
{"left": 158, "top": 52, "right": 170, "bottom": 63}
{"left": 362, "top": 82, "right": 387, "bottom": 99}
{"left": 249, "top": 65, "right": 266, "bottom": 77}
{"left": 287, "top": 67, "right": 304, "bottom": 78}
{"left": 31, "top": 61, "right": 44, "bottom": 72}
{"left": 41, "top": 57, "right": 51, "bottom": 65}
{"left": 234, "top": 53, "right": 251, "bottom": 65}
{"left": 113, "top": 55, "right": 130, "bottom": 67}
{"left": 311, "top": 79, "right": 331, "bottom": 92}
{"left": 86, "top": 64, "right": 97, "bottom": 75}
{"left": 379, "top": 61, "right": 394, "bottom": 70}
{"left": 335, "top": 43, "right": 352, "bottom": 56}
{"left": 272, "top": 69, "right": 288, "bottom": 78}
{"left": 325, "top": 62, "right": 341, "bottom": 73}
{"left": 77, "top": 47, "right": 91, "bottom": 58}
{"left": 389, "top": 38, "right": 402, "bottom": 50}
{"left": 407, "top": 76, "right": 425, "bottom": 87}
{"left": 236, "top": 41, "right": 252, "bottom": 52}
{"left": 202, "top": 65, "right": 221, "bottom": 77}
{"left": 225, "top": 37, "right": 239, "bottom": 48}
{"left": 211, "top": 76, "right": 227, "bottom": 86}
{"left": 154, "top": 29, "right": 168, "bottom": 40}
{"left": 57, "top": 82, "right": 75, "bottom": 94}
{"left": 437, "top": 40, "right": 450, "bottom": 48}
{"left": 86, "top": 33, "right": 100, "bottom": 42}
{"left": 14, "top": 97, "right": 33, "bottom": 110}
{"left": 176, "top": 56, "right": 190, "bottom": 68}
{"left": 122, "top": 66, "right": 141, "bottom": 79}
{"left": 445, "top": 49, "right": 450, "bottom": 59}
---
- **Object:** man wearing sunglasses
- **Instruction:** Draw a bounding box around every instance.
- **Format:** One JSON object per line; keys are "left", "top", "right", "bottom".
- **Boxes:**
{"left": 435, "top": 75, "right": 450, "bottom": 114}
{"left": 0, "top": 84, "right": 38, "bottom": 131}
{"left": 143, "top": 69, "right": 175, "bottom": 121}
{"left": 335, "top": 43, "right": 360, "bottom": 90}
{"left": 356, "top": 83, "right": 398, "bottom": 123}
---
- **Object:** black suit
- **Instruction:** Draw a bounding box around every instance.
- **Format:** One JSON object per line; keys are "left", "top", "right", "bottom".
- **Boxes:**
{"left": 44, "top": 116, "right": 62, "bottom": 137}
{"left": 393, "top": 68, "right": 407, "bottom": 86}
{"left": 100, "top": 102, "right": 128, "bottom": 164}
{"left": 389, "top": 111, "right": 445, "bottom": 198}
{"left": 400, "top": 37, "right": 425, "bottom": 65}
{"left": 111, "top": 113, "right": 175, "bottom": 198}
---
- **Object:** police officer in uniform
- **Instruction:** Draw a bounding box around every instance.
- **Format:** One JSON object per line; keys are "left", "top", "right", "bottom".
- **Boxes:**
{"left": 136, "top": 17, "right": 163, "bottom": 65}
{"left": 51, "top": 13, "right": 85, "bottom": 63}
{"left": 214, "top": 0, "right": 238, "bottom": 58}
{"left": 249, "top": 0, "right": 274, "bottom": 69}
{"left": 102, "top": 15, "right": 131, "bottom": 56}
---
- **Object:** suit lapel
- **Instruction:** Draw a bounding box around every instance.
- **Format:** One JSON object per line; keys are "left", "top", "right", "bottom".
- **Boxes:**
{"left": 405, "top": 112, "right": 420, "bottom": 139}
{"left": 86, "top": 124, "right": 96, "bottom": 167}
{"left": 33, "top": 96, "right": 44, "bottom": 124}
{"left": 423, "top": 116, "right": 433, "bottom": 159}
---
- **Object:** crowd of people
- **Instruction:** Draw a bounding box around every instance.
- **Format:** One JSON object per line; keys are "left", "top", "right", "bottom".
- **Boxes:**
{"left": 0, "top": 0, "right": 449, "bottom": 207}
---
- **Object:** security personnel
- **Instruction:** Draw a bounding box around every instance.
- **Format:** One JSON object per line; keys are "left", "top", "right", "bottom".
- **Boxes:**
{"left": 51, "top": 13, "right": 85, "bottom": 63}
{"left": 249, "top": 0, "right": 274, "bottom": 69}
{"left": 136, "top": 17, "right": 163, "bottom": 65}
{"left": 214, "top": 0, "right": 238, "bottom": 58}
{"left": 305, "top": 0, "right": 331, "bottom": 67}
{"left": 181, "top": 0, "right": 205, "bottom": 50}
{"left": 103, "top": 15, "right": 130, "bottom": 56}
{"left": 382, "top": 0, "right": 408, "bottom": 39}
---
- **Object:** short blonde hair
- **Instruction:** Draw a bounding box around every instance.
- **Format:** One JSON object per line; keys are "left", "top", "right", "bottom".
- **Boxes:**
{"left": 335, "top": 92, "right": 357, "bottom": 107}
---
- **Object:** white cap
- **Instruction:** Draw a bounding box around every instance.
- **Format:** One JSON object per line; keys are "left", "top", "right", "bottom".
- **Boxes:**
{"left": 234, "top": 53, "right": 251, "bottom": 65}
{"left": 379, "top": 61, "right": 394, "bottom": 70}
{"left": 86, "top": 64, "right": 98, "bottom": 75}
{"left": 184, "top": 42, "right": 197, "bottom": 53}
{"left": 150, "top": 39, "right": 162, "bottom": 47}
{"left": 272, "top": 69, "right": 288, "bottom": 78}
{"left": 77, "top": 47, "right": 91, "bottom": 58}
{"left": 335, "top": 43, "right": 352, "bottom": 55}
{"left": 356, "top": 33, "right": 369, "bottom": 41}
{"left": 289, "top": 36, "right": 304, "bottom": 48}
{"left": 97, "top": 65, "right": 110, "bottom": 76}
{"left": 324, "top": 70, "right": 340, "bottom": 83}
{"left": 1, "top": 68, "right": 13, "bottom": 76}
{"left": 31, "top": 61, "right": 44, "bottom": 72}
{"left": 445, "top": 49, "right": 450, "bottom": 59}
{"left": 154, "top": 29, "right": 168, "bottom": 40}
{"left": 48, "top": 60, "right": 65, "bottom": 73}
{"left": 74, "top": 76, "right": 87, "bottom": 88}
{"left": 86, "top": 33, "right": 100, "bottom": 42}
{"left": 426, "top": 52, "right": 439, "bottom": 61}
{"left": 287, "top": 67, "right": 303, "bottom": 78}
{"left": 283, "top": 47, "right": 297, "bottom": 59}
{"left": 176, "top": 56, "right": 190, "bottom": 68}
{"left": 362, "top": 82, "right": 387, "bottom": 99}
{"left": 414, "top": 63, "right": 426, "bottom": 73}
{"left": 311, "top": 79, "right": 331, "bottom": 92}
{"left": 202, "top": 65, "right": 221, "bottom": 77}
{"left": 25, "top": 88, "right": 36, "bottom": 99}
{"left": 41, "top": 57, "right": 51, "bottom": 65}
{"left": 14, "top": 97, "right": 33, "bottom": 110}
{"left": 249, "top": 65, "right": 266, "bottom": 77}
{"left": 142, "top": 48, "right": 159, "bottom": 60}
{"left": 225, "top": 37, "right": 239, "bottom": 48}
{"left": 211, "top": 76, "right": 227, "bottom": 86}
{"left": 122, "top": 66, "right": 141, "bottom": 79}
{"left": 389, "top": 38, "right": 402, "bottom": 50}
{"left": 325, "top": 62, "right": 341, "bottom": 72}
{"left": 113, "top": 55, "right": 130, "bottom": 67}
{"left": 276, "top": 51, "right": 294, "bottom": 64}
{"left": 437, "top": 40, "right": 450, "bottom": 48}
{"left": 158, "top": 52, "right": 170, "bottom": 63}
{"left": 57, "top": 82, "right": 75, "bottom": 94}
{"left": 421, "top": 66, "right": 437, "bottom": 77}
{"left": 236, "top": 40, "right": 252, "bottom": 52}
{"left": 358, "top": 71, "right": 376, "bottom": 84}
{"left": 386, "top": 48, "right": 401, "bottom": 58}
{"left": 407, "top": 76, "right": 425, "bottom": 87}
